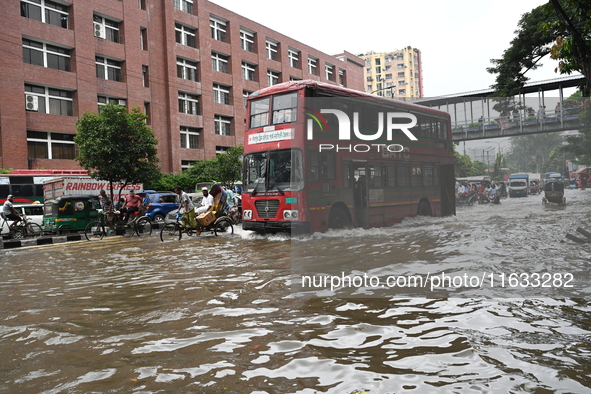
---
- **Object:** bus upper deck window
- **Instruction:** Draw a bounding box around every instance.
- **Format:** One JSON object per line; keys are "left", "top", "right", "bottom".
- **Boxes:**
{"left": 272, "top": 92, "right": 297, "bottom": 125}
{"left": 250, "top": 97, "right": 270, "bottom": 128}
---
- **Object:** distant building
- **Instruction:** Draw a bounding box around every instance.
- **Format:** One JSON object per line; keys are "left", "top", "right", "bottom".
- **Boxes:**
{"left": 0, "top": 0, "right": 363, "bottom": 173}
{"left": 360, "top": 47, "right": 423, "bottom": 99}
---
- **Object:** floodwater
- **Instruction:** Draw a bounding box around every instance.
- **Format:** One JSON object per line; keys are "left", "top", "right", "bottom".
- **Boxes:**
{"left": 1, "top": 189, "right": 591, "bottom": 393}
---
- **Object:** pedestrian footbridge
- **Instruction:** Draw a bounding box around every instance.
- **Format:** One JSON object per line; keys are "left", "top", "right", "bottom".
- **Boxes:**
{"left": 412, "top": 75, "right": 587, "bottom": 142}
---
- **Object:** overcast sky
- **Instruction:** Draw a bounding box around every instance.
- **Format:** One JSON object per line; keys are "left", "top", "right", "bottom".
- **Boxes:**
{"left": 209, "top": 0, "right": 566, "bottom": 97}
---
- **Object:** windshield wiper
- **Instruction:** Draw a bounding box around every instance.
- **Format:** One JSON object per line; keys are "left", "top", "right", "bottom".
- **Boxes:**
{"left": 269, "top": 180, "right": 285, "bottom": 195}
{"left": 251, "top": 177, "right": 265, "bottom": 197}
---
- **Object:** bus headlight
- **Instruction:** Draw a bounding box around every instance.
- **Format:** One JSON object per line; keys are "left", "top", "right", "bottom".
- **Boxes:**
{"left": 283, "top": 210, "right": 298, "bottom": 220}
{"left": 243, "top": 210, "right": 253, "bottom": 220}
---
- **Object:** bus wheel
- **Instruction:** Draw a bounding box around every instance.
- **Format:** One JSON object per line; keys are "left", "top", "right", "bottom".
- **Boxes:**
{"left": 328, "top": 207, "right": 351, "bottom": 229}
{"left": 417, "top": 199, "right": 432, "bottom": 216}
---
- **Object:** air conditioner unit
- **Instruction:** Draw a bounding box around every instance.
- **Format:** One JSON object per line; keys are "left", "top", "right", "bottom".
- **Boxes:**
{"left": 25, "top": 94, "right": 38, "bottom": 111}
{"left": 94, "top": 22, "right": 106, "bottom": 39}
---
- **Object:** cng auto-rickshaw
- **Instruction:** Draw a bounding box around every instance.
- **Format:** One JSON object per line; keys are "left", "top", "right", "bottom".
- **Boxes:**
{"left": 43, "top": 194, "right": 102, "bottom": 234}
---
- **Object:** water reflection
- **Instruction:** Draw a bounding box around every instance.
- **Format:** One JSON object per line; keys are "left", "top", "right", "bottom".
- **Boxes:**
{"left": 1, "top": 189, "right": 590, "bottom": 393}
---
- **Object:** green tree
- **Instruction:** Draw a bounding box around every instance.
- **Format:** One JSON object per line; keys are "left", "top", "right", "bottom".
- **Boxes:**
{"left": 214, "top": 145, "right": 243, "bottom": 187}
{"left": 491, "top": 153, "right": 508, "bottom": 181}
{"left": 487, "top": 5, "right": 557, "bottom": 97}
{"left": 505, "top": 133, "right": 564, "bottom": 172}
{"left": 546, "top": 0, "right": 591, "bottom": 92}
{"left": 75, "top": 104, "right": 160, "bottom": 200}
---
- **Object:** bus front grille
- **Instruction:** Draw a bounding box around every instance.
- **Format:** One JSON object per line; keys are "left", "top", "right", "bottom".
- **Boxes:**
{"left": 255, "top": 199, "right": 280, "bottom": 219}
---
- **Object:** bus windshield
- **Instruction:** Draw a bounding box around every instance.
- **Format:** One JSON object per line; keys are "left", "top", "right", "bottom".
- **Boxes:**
{"left": 244, "top": 149, "right": 304, "bottom": 193}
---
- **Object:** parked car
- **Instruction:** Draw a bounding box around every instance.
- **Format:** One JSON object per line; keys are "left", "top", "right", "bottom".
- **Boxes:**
{"left": 164, "top": 193, "right": 203, "bottom": 224}
{"left": 1, "top": 203, "right": 45, "bottom": 235}
{"left": 143, "top": 191, "right": 179, "bottom": 223}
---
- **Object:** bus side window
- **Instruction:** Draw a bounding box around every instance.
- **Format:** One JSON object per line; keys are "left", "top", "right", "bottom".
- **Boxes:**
{"left": 308, "top": 151, "right": 318, "bottom": 182}
{"left": 343, "top": 163, "right": 353, "bottom": 188}
{"left": 320, "top": 152, "right": 336, "bottom": 180}
{"left": 397, "top": 166, "right": 410, "bottom": 187}
{"left": 411, "top": 167, "right": 422, "bottom": 186}
{"left": 387, "top": 166, "right": 396, "bottom": 186}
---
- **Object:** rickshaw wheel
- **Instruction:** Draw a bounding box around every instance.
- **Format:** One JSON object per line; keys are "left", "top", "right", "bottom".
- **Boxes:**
{"left": 214, "top": 218, "right": 234, "bottom": 236}
{"left": 160, "top": 223, "right": 181, "bottom": 242}
{"left": 85, "top": 221, "right": 105, "bottom": 241}
{"left": 135, "top": 217, "right": 153, "bottom": 237}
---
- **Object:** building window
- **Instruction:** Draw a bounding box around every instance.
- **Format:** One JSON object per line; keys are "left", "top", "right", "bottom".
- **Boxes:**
{"left": 144, "top": 102, "right": 151, "bottom": 124}
{"left": 308, "top": 57, "right": 317, "bottom": 75}
{"left": 178, "top": 92, "right": 199, "bottom": 115}
{"left": 325, "top": 64, "right": 334, "bottom": 81}
{"left": 267, "top": 70, "right": 280, "bottom": 86}
{"left": 180, "top": 126, "right": 200, "bottom": 149}
{"left": 96, "top": 56, "right": 122, "bottom": 82}
{"left": 397, "top": 54, "right": 404, "bottom": 61}
{"left": 339, "top": 69, "right": 345, "bottom": 86}
{"left": 181, "top": 160, "right": 197, "bottom": 171}
{"left": 290, "top": 76, "right": 302, "bottom": 81}
{"left": 27, "top": 131, "right": 77, "bottom": 160}
{"left": 139, "top": 0, "right": 146, "bottom": 10}
{"left": 240, "top": 29, "right": 254, "bottom": 52}
{"left": 25, "top": 84, "right": 73, "bottom": 116}
{"left": 174, "top": 0, "right": 193, "bottom": 14}
{"left": 241, "top": 61, "right": 256, "bottom": 81}
{"left": 142, "top": 65, "right": 149, "bottom": 87}
{"left": 93, "top": 15, "right": 120, "bottom": 43}
{"left": 210, "top": 17, "right": 227, "bottom": 42}
{"left": 21, "top": 0, "right": 69, "bottom": 28}
{"left": 216, "top": 146, "right": 230, "bottom": 155}
{"left": 214, "top": 115, "right": 231, "bottom": 136}
{"left": 399, "top": 89, "right": 406, "bottom": 95}
{"left": 98, "top": 96, "right": 126, "bottom": 112}
{"left": 385, "top": 73, "right": 392, "bottom": 79}
{"left": 288, "top": 48, "right": 299, "bottom": 68}
{"left": 22, "top": 38, "right": 71, "bottom": 71}
{"left": 140, "top": 27, "right": 148, "bottom": 50}
{"left": 213, "top": 84, "right": 230, "bottom": 105}
{"left": 243, "top": 90, "right": 251, "bottom": 108}
{"left": 211, "top": 52, "right": 229, "bottom": 73}
{"left": 175, "top": 23, "right": 196, "bottom": 48}
{"left": 177, "top": 57, "right": 198, "bottom": 81}
{"left": 397, "top": 72, "right": 405, "bottom": 78}
{"left": 397, "top": 64, "right": 405, "bottom": 69}
{"left": 375, "top": 66, "right": 381, "bottom": 74}
{"left": 266, "top": 40, "right": 278, "bottom": 61}
{"left": 366, "top": 68, "right": 372, "bottom": 73}
{"left": 398, "top": 81, "right": 405, "bottom": 86}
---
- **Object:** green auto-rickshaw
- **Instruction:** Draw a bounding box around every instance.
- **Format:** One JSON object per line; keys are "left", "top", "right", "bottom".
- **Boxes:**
{"left": 43, "top": 194, "right": 102, "bottom": 234}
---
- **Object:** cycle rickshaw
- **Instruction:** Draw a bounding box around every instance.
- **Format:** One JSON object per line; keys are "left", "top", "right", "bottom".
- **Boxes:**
{"left": 160, "top": 186, "right": 234, "bottom": 241}
{"left": 542, "top": 180, "right": 566, "bottom": 205}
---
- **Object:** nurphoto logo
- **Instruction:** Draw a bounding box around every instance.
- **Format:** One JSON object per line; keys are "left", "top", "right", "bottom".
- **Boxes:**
{"left": 305, "top": 107, "right": 417, "bottom": 153}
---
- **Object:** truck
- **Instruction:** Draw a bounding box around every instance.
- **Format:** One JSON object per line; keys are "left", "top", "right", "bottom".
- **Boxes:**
{"left": 508, "top": 173, "right": 529, "bottom": 197}
{"left": 43, "top": 177, "right": 143, "bottom": 200}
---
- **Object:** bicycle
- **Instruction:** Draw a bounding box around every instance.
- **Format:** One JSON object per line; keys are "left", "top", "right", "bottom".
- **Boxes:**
{"left": 84, "top": 209, "right": 153, "bottom": 240}
{"left": 160, "top": 210, "right": 234, "bottom": 242}
{"left": 0, "top": 213, "right": 43, "bottom": 239}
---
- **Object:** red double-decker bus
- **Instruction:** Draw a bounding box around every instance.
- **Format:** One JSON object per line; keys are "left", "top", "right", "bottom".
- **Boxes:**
{"left": 242, "top": 80, "right": 455, "bottom": 233}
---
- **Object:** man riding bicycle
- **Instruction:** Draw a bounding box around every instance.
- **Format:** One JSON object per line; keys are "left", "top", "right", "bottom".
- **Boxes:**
{"left": 2, "top": 195, "right": 23, "bottom": 229}
{"left": 174, "top": 186, "right": 196, "bottom": 232}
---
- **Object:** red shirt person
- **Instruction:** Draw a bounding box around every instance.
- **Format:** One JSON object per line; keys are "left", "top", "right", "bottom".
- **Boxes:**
{"left": 120, "top": 190, "right": 143, "bottom": 222}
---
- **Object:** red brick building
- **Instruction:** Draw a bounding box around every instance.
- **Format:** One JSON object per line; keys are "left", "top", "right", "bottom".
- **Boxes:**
{"left": 0, "top": 0, "right": 364, "bottom": 173}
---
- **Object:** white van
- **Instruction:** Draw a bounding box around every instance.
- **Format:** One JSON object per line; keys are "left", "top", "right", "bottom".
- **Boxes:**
{"left": 1, "top": 203, "right": 44, "bottom": 235}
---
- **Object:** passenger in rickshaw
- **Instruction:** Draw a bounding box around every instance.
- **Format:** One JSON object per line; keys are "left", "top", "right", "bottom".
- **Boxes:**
{"left": 196, "top": 187, "right": 214, "bottom": 215}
